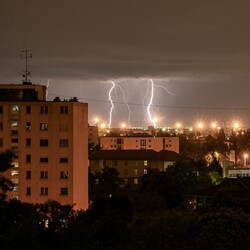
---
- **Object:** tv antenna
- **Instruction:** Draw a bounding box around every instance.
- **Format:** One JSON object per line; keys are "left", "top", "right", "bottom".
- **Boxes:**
{"left": 20, "top": 49, "right": 32, "bottom": 84}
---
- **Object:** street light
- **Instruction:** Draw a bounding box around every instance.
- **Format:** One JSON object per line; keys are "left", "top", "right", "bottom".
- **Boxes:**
{"left": 244, "top": 153, "right": 248, "bottom": 167}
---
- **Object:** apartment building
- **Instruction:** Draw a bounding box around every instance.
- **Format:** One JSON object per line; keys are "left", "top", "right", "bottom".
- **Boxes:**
{"left": 89, "top": 149, "right": 183, "bottom": 186}
{"left": 0, "top": 83, "right": 88, "bottom": 210}
{"left": 100, "top": 136, "right": 179, "bottom": 153}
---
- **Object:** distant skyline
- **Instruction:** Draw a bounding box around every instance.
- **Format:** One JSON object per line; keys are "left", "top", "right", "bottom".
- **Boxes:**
{"left": 1, "top": 0, "right": 250, "bottom": 128}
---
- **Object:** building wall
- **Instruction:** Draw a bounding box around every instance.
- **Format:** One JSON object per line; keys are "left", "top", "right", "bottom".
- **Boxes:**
{"left": 0, "top": 101, "right": 88, "bottom": 210}
{"left": 100, "top": 137, "right": 179, "bottom": 153}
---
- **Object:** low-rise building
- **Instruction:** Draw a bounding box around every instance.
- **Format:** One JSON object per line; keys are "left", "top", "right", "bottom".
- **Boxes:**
{"left": 89, "top": 149, "right": 183, "bottom": 186}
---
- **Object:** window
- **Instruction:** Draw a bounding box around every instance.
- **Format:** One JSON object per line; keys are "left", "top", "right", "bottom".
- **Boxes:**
{"left": 124, "top": 160, "right": 128, "bottom": 166}
{"left": 26, "top": 187, "right": 31, "bottom": 196}
{"left": 59, "top": 139, "right": 68, "bottom": 147}
{"left": 0, "top": 138, "right": 3, "bottom": 147}
{"left": 144, "top": 160, "right": 148, "bottom": 166}
{"left": 144, "top": 169, "right": 148, "bottom": 174}
{"left": 11, "top": 105, "right": 19, "bottom": 111}
{"left": 95, "top": 160, "right": 99, "bottom": 167}
{"left": 124, "top": 169, "right": 128, "bottom": 175}
{"left": 40, "top": 171, "right": 48, "bottom": 179}
{"left": 60, "top": 106, "right": 68, "bottom": 114}
{"left": 11, "top": 114, "right": 18, "bottom": 119}
{"left": 11, "top": 179, "right": 19, "bottom": 184}
{"left": 40, "top": 139, "right": 49, "bottom": 147}
{"left": 11, "top": 130, "right": 18, "bottom": 135}
{"left": 11, "top": 146, "right": 18, "bottom": 158}
{"left": 40, "top": 123, "right": 48, "bottom": 131}
{"left": 113, "top": 160, "right": 118, "bottom": 167}
{"left": 103, "top": 160, "right": 106, "bottom": 167}
{"left": 60, "top": 187, "right": 68, "bottom": 195}
{"left": 59, "top": 123, "right": 68, "bottom": 131}
{"left": 134, "top": 169, "right": 138, "bottom": 175}
{"left": 40, "top": 187, "right": 48, "bottom": 195}
{"left": 26, "top": 171, "right": 31, "bottom": 179}
{"left": 11, "top": 170, "right": 18, "bottom": 177}
{"left": 0, "top": 123, "right": 3, "bottom": 130}
{"left": 26, "top": 106, "right": 31, "bottom": 114}
{"left": 26, "top": 138, "right": 31, "bottom": 147}
{"left": 13, "top": 186, "right": 18, "bottom": 192}
{"left": 134, "top": 178, "right": 138, "bottom": 185}
{"left": 60, "top": 171, "right": 68, "bottom": 179}
{"left": 40, "top": 106, "right": 48, "bottom": 114}
{"left": 11, "top": 138, "right": 18, "bottom": 143}
{"left": 40, "top": 157, "right": 48, "bottom": 163}
{"left": 0, "top": 106, "right": 3, "bottom": 113}
{"left": 26, "top": 122, "right": 31, "bottom": 131}
{"left": 26, "top": 154, "right": 31, "bottom": 163}
{"left": 11, "top": 121, "right": 18, "bottom": 127}
{"left": 60, "top": 157, "right": 68, "bottom": 163}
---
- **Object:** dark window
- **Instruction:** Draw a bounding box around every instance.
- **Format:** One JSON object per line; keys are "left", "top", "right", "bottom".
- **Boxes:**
{"left": 26, "top": 138, "right": 31, "bottom": 146}
{"left": 11, "top": 138, "right": 18, "bottom": 143}
{"left": 26, "top": 171, "right": 31, "bottom": 179}
{"left": 40, "top": 139, "right": 49, "bottom": 147}
{"left": 60, "top": 139, "right": 68, "bottom": 147}
{"left": 60, "top": 171, "right": 68, "bottom": 179}
{"left": 0, "top": 106, "right": 3, "bottom": 113}
{"left": 26, "top": 106, "right": 31, "bottom": 114}
{"left": 40, "top": 171, "right": 48, "bottom": 179}
{"left": 40, "top": 123, "right": 48, "bottom": 131}
{"left": 59, "top": 123, "right": 68, "bottom": 131}
{"left": 40, "top": 187, "right": 48, "bottom": 195}
{"left": 114, "top": 160, "right": 118, "bottom": 167}
{"left": 60, "top": 157, "right": 68, "bottom": 163}
{"left": 26, "top": 155, "right": 31, "bottom": 163}
{"left": 40, "top": 106, "right": 48, "bottom": 114}
{"left": 11, "top": 130, "right": 18, "bottom": 135}
{"left": 40, "top": 157, "right": 48, "bottom": 163}
{"left": 124, "top": 160, "right": 128, "bottom": 166}
{"left": 26, "top": 187, "right": 31, "bottom": 195}
{"left": 60, "top": 106, "right": 68, "bottom": 114}
{"left": 103, "top": 160, "right": 106, "bottom": 167}
{"left": 60, "top": 187, "right": 68, "bottom": 195}
{"left": 0, "top": 123, "right": 3, "bottom": 130}
{"left": 0, "top": 138, "right": 3, "bottom": 147}
{"left": 26, "top": 122, "right": 31, "bottom": 131}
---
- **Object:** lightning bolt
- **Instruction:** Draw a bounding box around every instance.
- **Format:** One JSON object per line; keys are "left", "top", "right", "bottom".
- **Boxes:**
{"left": 46, "top": 79, "right": 51, "bottom": 99}
{"left": 147, "top": 79, "right": 156, "bottom": 127}
{"left": 116, "top": 85, "right": 132, "bottom": 127}
{"left": 142, "top": 81, "right": 150, "bottom": 111}
{"left": 155, "top": 84, "right": 175, "bottom": 96}
{"left": 108, "top": 81, "right": 116, "bottom": 128}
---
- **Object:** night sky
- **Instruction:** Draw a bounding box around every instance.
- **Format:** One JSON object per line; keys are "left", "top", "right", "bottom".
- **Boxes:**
{"left": 1, "top": 0, "right": 250, "bottom": 128}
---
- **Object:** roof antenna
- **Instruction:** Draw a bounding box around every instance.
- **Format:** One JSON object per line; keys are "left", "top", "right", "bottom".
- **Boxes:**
{"left": 20, "top": 49, "right": 32, "bottom": 85}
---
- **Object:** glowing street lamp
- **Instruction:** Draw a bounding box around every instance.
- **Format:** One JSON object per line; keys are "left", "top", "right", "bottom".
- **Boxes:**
{"left": 153, "top": 117, "right": 159, "bottom": 123}
{"left": 94, "top": 117, "right": 99, "bottom": 125}
{"left": 176, "top": 122, "right": 182, "bottom": 129}
{"left": 211, "top": 122, "right": 217, "bottom": 129}
{"left": 197, "top": 122, "right": 203, "bottom": 129}
{"left": 244, "top": 153, "right": 248, "bottom": 167}
{"left": 100, "top": 123, "right": 106, "bottom": 129}
{"left": 121, "top": 123, "right": 126, "bottom": 129}
{"left": 233, "top": 122, "right": 240, "bottom": 130}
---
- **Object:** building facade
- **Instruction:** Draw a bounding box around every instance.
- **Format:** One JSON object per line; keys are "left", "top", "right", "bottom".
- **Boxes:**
{"left": 89, "top": 149, "right": 183, "bottom": 186}
{"left": 100, "top": 136, "right": 179, "bottom": 153}
{"left": 0, "top": 84, "right": 88, "bottom": 210}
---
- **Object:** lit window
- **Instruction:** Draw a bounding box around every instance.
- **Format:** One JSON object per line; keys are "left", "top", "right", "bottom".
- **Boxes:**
{"left": 144, "top": 160, "right": 148, "bottom": 166}
{"left": 11, "top": 121, "right": 18, "bottom": 127}
{"left": 134, "top": 169, "right": 138, "bottom": 175}
{"left": 144, "top": 169, "right": 147, "bottom": 174}
{"left": 11, "top": 105, "right": 19, "bottom": 111}
{"left": 11, "top": 170, "right": 18, "bottom": 177}
{"left": 134, "top": 178, "right": 138, "bottom": 185}
{"left": 60, "top": 187, "right": 68, "bottom": 195}
{"left": 13, "top": 187, "right": 18, "bottom": 192}
{"left": 40, "top": 123, "right": 48, "bottom": 131}
{"left": 11, "top": 179, "right": 19, "bottom": 184}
